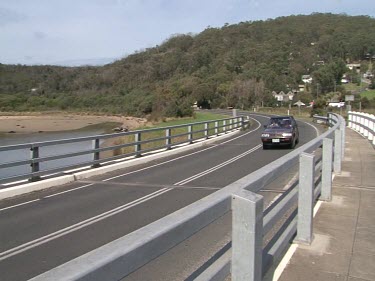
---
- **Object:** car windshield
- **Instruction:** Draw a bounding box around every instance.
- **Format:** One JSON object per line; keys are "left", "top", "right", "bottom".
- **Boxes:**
{"left": 267, "top": 118, "right": 292, "bottom": 128}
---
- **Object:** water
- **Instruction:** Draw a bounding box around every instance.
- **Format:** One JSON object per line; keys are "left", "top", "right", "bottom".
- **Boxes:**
{"left": 0, "top": 128, "right": 107, "bottom": 183}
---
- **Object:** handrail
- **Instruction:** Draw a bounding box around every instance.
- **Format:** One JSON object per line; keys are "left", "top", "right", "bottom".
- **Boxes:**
{"left": 30, "top": 113, "right": 346, "bottom": 281}
{"left": 348, "top": 111, "right": 375, "bottom": 146}
{"left": 0, "top": 116, "right": 245, "bottom": 183}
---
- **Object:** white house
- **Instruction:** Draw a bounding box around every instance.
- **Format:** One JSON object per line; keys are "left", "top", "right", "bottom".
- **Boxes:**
{"left": 301, "top": 75, "right": 312, "bottom": 84}
{"left": 272, "top": 91, "right": 294, "bottom": 102}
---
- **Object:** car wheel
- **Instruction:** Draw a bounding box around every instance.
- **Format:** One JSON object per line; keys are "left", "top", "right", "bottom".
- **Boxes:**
{"left": 263, "top": 144, "right": 269, "bottom": 150}
{"left": 289, "top": 138, "right": 296, "bottom": 149}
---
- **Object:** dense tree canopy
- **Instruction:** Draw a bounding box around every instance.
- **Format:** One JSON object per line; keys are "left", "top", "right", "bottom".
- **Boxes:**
{"left": 1, "top": 13, "right": 375, "bottom": 116}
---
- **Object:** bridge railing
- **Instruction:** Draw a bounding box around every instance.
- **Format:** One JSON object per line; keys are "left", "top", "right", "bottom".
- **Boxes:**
{"left": 30, "top": 113, "right": 346, "bottom": 281}
{"left": 348, "top": 111, "right": 375, "bottom": 146}
{"left": 0, "top": 116, "right": 244, "bottom": 184}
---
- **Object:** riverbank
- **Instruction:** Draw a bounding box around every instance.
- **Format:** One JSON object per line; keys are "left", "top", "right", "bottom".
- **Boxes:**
{"left": 0, "top": 113, "right": 148, "bottom": 134}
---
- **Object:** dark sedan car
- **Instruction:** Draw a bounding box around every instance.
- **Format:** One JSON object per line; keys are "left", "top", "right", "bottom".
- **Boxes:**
{"left": 261, "top": 116, "right": 299, "bottom": 149}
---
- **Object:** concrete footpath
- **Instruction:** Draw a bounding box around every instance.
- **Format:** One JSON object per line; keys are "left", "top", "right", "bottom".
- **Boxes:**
{"left": 278, "top": 128, "right": 375, "bottom": 281}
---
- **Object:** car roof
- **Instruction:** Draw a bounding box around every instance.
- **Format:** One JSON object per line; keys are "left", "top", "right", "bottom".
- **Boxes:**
{"left": 270, "top": 116, "right": 294, "bottom": 119}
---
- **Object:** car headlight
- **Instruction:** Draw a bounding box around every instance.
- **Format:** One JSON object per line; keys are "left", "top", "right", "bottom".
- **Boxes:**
{"left": 282, "top": 132, "right": 293, "bottom": 137}
{"left": 261, "top": 133, "right": 270, "bottom": 137}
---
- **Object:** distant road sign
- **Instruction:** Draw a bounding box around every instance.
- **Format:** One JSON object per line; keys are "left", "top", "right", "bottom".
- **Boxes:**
{"left": 345, "top": 95, "right": 354, "bottom": 101}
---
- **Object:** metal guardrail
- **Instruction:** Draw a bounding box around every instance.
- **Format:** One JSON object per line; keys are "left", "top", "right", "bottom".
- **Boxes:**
{"left": 0, "top": 116, "right": 245, "bottom": 183}
{"left": 348, "top": 111, "right": 375, "bottom": 146}
{"left": 30, "top": 113, "right": 346, "bottom": 281}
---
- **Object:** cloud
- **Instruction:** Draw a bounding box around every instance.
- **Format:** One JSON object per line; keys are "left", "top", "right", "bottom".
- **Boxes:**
{"left": 0, "top": 7, "right": 27, "bottom": 26}
{"left": 33, "top": 31, "right": 47, "bottom": 40}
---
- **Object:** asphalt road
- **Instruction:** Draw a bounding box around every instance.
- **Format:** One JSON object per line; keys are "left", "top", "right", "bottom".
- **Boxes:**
{"left": 0, "top": 113, "right": 320, "bottom": 281}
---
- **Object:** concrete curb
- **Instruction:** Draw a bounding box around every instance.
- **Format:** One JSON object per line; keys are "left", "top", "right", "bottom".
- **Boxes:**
{"left": 0, "top": 175, "right": 75, "bottom": 200}
{"left": 0, "top": 130, "right": 240, "bottom": 200}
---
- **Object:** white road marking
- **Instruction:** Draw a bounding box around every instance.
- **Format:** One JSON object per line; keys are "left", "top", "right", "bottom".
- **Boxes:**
{"left": 175, "top": 144, "right": 262, "bottom": 185}
{"left": 0, "top": 118, "right": 265, "bottom": 260}
{"left": 44, "top": 183, "right": 94, "bottom": 198}
{"left": 0, "top": 187, "right": 172, "bottom": 261}
{"left": 0, "top": 199, "right": 40, "bottom": 212}
{"left": 103, "top": 117, "right": 262, "bottom": 182}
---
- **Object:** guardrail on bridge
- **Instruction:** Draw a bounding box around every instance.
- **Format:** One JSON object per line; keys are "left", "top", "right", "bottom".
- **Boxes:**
{"left": 348, "top": 111, "right": 375, "bottom": 146}
{"left": 0, "top": 116, "right": 245, "bottom": 184}
{"left": 29, "top": 113, "right": 346, "bottom": 281}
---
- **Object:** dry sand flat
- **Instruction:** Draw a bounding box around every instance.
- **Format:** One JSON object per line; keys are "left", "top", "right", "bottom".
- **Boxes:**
{"left": 0, "top": 114, "right": 148, "bottom": 134}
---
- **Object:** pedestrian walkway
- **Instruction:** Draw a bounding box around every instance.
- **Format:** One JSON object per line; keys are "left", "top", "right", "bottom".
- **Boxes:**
{"left": 278, "top": 128, "right": 375, "bottom": 281}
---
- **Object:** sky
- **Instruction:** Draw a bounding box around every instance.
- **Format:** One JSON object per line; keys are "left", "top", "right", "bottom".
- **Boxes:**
{"left": 1, "top": 0, "right": 374, "bottom": 66}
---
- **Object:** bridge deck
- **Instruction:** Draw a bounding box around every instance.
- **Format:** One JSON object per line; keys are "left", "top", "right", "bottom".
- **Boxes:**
{"left": 275, "top": 128, "right": 375, "bottom": 281}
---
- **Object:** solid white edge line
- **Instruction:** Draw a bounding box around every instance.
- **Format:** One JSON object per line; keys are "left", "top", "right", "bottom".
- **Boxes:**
{"left": 175, "top": 144, "right": 262, "bottom": 185}
{"left": 44, "top": 183, "right": 95, "bottom": 198}
{"left": 0, "top": 187, "right": 172, "bottom": 261}
{"left": 103, "top": 117, "right": 262, "bottom": 182}
{"left": 0, "top": 199, "right": 40, "bottom": 212}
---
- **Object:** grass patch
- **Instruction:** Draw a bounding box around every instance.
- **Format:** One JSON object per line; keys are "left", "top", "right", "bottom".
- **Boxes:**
{"left": 360, "top": 89, "right": 375, "bottom": 99}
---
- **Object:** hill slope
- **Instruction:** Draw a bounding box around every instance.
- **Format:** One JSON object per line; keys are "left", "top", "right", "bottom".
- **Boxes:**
{"left": 1, "top": 13, "right": 375, "bottom": 117}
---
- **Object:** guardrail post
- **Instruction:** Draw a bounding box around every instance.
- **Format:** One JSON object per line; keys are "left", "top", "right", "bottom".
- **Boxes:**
{"left": 368, "top": 114, "right": 374, "bottom": 142}
{"left": 135, "top": 132, "right": 141, "bottom": 157}
{"left": 241, "top": 116, "right": 245, "bottom": 130}
{"left": 223, "top": 120, "right": 227, "bottom": 133}
{"left": 232, "top": 189, "right": 263, "bottom": 281}
{"left": 229, "top": 119, "right": 233, "bottom": 130}
{"left": 166, "top": 128, "right": 172, "bottom": 150}
{"left": 334, "top": 129, "right": 342, "bottom": 174}
{"left": 360, "top": 115, "right": 364, "bottom": 135}
{"left": 91, "top": 138, "right": 101, "bottom": 168}
{"left": 321, "top": 138, "right": 333, "bottom": 201}
{"left": 30, "top": 145, "right": 41, "bottom": 181}
{"left": 215, "top": 121, "right": 219, "bottom": 136}
{"left": 348, "top": 112, "right": 352, "bottom": 128}
{"left": 355, "top": 113, "right": 360, "bottom": 132}
{"left": 363, "top": 115, "right": 369, "bottom": 138}
{"left": 341, "top": 119, "right": 345, "bottom": 159}
{"left": 296, "top": 152, "right": 315, "bottom": 244}
{"left": 205, "top": 123, "right": 209, "bottom": 139}
{"left": 188, "top": 125, "right": 193, "bottom": 144}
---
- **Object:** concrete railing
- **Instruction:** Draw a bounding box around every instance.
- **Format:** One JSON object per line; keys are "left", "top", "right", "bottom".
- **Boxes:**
{"left": 30, "top": 113, "right": 345, "bottom": 281}
{"left": 348, "top": 111, "right": 375, "bottom": 146}
{"left": 0, "top": 116, "right": 245, "bottom": 184}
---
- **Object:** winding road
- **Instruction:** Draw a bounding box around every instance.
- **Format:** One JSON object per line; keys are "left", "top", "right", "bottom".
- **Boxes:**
{"left": 0, "top": 113, "right": 320, "bottom": 281}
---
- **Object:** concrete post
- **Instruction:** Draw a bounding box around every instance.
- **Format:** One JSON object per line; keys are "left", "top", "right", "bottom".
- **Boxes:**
{"left": 364, "top": 116, "right": 369, "bottom": 138}
{"left": 215, "top": 121, "right": 219, "bottom": 136}
{"left": 233, "top": 108, "right": 238, "bottom": 117}
{"left": 204, "top": 123, "right": 209, "bottom": 139}
{"left": 91, "top": 138, "right": 101, "bottom": 168}
{"left": 223, "top": 120, "right": 227, "bottom": 133}
{"left": 30, "top": 145, "right": 41, "bottom": 181}
{"left": 334, "top": 129, "right": 342, "bottom": 174}
{"left": 232, "top": 189, "right": 263, "bottom": 281}
{"left": 368, "top": 115, "right": 373, "bottom": 141}
{"left": 348, "top": 112, "right": 352, "bottom": 128}
{"left": 229, "top": 119, "right": 233, "bottom": 130}
{"left": 296, "top": 153, "right": 315, "bottom": 244}
{"left": 188, "top": 125, "right": 193, "bottom": 144}
{"left": 341, "top": 119, "right": 345, "bottom": 159}
{"left": 166, "top": 128, "right": 172, "bottom": 150}
{"left": 135, "top": 132, "right": 141, "bottom": 157}
{"left": 321, "top": 138, "right": 333, "bottom": 201}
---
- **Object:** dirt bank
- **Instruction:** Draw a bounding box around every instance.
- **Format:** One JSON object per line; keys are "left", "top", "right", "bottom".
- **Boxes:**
{"left": 0, "top": 114, "right": 148, "bottom": 134}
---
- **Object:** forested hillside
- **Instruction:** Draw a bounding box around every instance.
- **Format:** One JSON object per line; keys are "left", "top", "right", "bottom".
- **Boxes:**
{"left": 1, "top": 13, "right": 375, "bottom": 117}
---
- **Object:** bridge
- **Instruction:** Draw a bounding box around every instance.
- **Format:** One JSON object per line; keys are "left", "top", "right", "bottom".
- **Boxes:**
{"left": 0, "top": 110, "right": 373, "bottom": 280}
